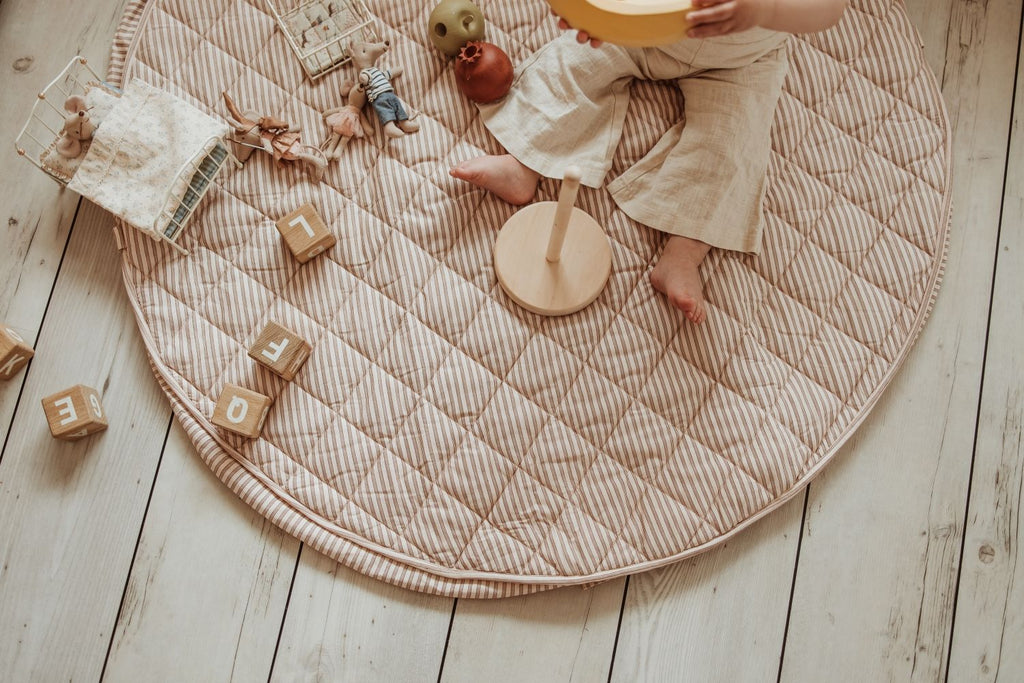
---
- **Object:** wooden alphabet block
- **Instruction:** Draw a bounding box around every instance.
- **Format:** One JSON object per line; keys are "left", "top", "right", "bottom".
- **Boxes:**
{"left": 212, "top": 384, "right": 273, "bottom": 439}
{"left": 0, "top": 324, "right": 35, "bottom": 381}
{"left": 42, "top": 384, "right": 108, "bottom": 441}
{"left": 248, "top": 321, "right": 312, "bottom": 381}
{"left": 275, "top": 204, "right": 336, "bottom": 263}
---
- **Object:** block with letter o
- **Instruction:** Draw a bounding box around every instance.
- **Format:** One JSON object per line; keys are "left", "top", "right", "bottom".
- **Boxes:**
{"left": 212, "top": 383, "right": 273, "bottom": 438}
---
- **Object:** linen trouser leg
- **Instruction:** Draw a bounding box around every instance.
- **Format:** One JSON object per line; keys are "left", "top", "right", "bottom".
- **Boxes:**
{"left": 478, "top": 33, "right": 642, "bottom": 187}
{"left": 607, "top": 43, "right": 789, "bottom": 254}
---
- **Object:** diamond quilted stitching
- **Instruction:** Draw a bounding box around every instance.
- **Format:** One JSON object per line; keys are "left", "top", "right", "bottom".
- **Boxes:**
{"left": 378, "top": 312, "right": 452, "bottom": 393}
{"left": 459, "top": 299, "right": 532, "bottom": 377}
{"left": 573, "top": 454, "right": 648, "bottom": 533}
{"left": 352, "top": 453, "right": 434, "bottom": 537}
{"left": 557, "top": 366, "right": 633, "bottom": 449}
{"left": 424, "top": 348, "right": 502, "bottom": 429}
{"left": 506, "top": 335, "right": 583, "bottom": 414}
{"left": 619, "top": 486, "right": 713, "bottom": 560}
{"left": 389, "top": 400, "right": 464, "bottom": 481}
{"left": 435, "top": 436, "right": 516, "bottom": 518}
{"left": 489, "top": 469, "right": 569, "bottom": 563}
{"left": 473, "top": 383, "right": 547, "bottom": 465}
{"left": 520, "top": 419, "right": 599, "bottom": 499}
{"left": 411, "top": 268, "right": 487, "bottom": 345}
{"left": 342, "top": 365, "right": 419, "bottom": 442}
{"left": 604, "top": 402, "right": 681, "bottom": 482}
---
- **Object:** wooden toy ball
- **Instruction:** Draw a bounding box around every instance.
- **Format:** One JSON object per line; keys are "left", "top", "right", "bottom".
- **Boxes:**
{"left": 429, "top": 0, "right": 486, "bottom": 57}
{"left": 493, "top": 166, "right": 612, "bottom": 316}
{"left": 545, "top": 0, "right": 694, "bottom": 47}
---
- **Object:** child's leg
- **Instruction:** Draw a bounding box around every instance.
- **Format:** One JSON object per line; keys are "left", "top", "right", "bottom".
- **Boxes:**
{"left": 607, "top": 43, "right": 790, "bottom": 320}
{"left": 452, "top": 33, "right": 642, "bottom": 201}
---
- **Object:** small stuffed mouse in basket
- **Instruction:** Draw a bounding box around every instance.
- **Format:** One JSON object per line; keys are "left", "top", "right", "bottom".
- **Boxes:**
{"left": 56, "top": 95, "right": 95, "bottom": 159}
{"left": 348, "top": 39, "right": 420, "bottom": 139}
{"left": 321, "top": 81, "right": 375, "bottom": 160}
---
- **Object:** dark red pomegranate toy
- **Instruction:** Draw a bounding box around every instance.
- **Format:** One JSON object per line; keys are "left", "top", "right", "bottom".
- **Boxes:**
{"left": 454, "top": 41, "right": 514, "bottom": 104}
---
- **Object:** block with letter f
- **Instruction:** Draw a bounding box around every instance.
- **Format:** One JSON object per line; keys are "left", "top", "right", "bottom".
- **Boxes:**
{"left": 248, "top": 321, "right": 312, "bottom": 381}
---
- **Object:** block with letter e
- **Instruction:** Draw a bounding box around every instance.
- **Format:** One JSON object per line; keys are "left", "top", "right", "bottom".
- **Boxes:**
{"left": 248, "top": 321, "right": 312, "bottom": 381}
{"left": 1, "top": 324, "right": 35, "bottom": 381}
{"left": 275, "top": 204, "right": 336, "bottom": 263}
{"left": 212, "top": 384, "right": 273, "bottom": 439}
{"left": 42, "top": 384, "right": 108, "bottom": 440}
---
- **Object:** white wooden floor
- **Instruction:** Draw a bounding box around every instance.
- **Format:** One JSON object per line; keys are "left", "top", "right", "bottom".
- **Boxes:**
{"left": 1, "top": 1, "right": 1022, "bottom": 681}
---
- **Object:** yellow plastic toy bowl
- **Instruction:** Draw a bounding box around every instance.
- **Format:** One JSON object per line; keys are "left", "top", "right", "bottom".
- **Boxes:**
{"left": 546, "top": 0, "right": 693, "bottom": 47}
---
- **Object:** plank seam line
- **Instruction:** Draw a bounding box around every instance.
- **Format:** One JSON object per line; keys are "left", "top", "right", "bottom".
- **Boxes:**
{"left": 99, "top": 412, "right": 175, "bottom": 681}
{"left": 266, "top": 544, "right": 305, "bottom": 683}
{"left": 604, "top": 576, "right": 630, "bottom": 683}
{"left": 943, "top": 7, "right": 1024, "bottom": 681}
{"left": 0, "top": 196, "right": 83, "bottom": 468}
{"left": 435, "top": 598, "right": 459, "bottom": 683}
{"left": 776, "top": 488, "right": 811, "bottom": 683}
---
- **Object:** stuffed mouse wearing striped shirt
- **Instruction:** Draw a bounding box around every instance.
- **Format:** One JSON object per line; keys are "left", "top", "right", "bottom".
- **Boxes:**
{"left": 349, "top": 39, "right": 420, "bottom": 139}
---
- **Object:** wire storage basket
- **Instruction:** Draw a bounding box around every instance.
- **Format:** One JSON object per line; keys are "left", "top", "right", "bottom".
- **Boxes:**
{"left": 265, "top": 0, "right": 379, "bottom": 80}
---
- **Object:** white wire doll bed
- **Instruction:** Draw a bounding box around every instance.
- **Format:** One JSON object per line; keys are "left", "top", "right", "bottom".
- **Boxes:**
{"left": 15, "top": 57, "right": 238, "bottom": 255}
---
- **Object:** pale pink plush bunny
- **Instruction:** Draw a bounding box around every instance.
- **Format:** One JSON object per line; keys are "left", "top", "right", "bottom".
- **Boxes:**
{"left": 56, "top": 96, "right": 95, "bottom": 159}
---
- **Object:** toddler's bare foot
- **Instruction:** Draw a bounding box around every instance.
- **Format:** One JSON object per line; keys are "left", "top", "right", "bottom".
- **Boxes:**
{"left": 650, "top": 236, "right": 712, "bottom": 324}
{"left": 449, "top": 154, "right": 540, "bottom": 206}
{"left": 398, "top": 119, "right": 420, "bottom": 133}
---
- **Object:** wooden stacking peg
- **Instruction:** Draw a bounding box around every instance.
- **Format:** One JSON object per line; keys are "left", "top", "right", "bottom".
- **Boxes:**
{"left": 0, "top": 324, "right": 34, "bottom": 381}
{"left": 248, "top": 321, "right": 312, "bottom": 380}
{"left": 276, "top": 204, "right": 336, "bottom": 263}
{"left": 212, "top": 384, "right": 273, "bottom": 439}
{"left": 42, "top": 384, "right": 108, "bottom": 441}
{"left": 493, "top": 165, "right": 612, "bottom": 316}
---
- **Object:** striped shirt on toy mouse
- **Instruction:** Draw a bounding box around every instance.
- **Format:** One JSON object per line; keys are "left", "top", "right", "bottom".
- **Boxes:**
{"left": 349, "top": 40, "right": 420, "bottom": 139}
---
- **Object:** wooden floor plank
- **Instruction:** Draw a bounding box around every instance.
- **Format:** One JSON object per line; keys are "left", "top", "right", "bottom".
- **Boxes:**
{"left": 0, "top": 0, "right": 131, "bottom": 451}
{"left": 611, "top": 497, "right": 802, "bottom": 682}
{"left": 270, "top": 549, "right": 453, "bottom": 682}
{"left": 779, "top": 1, "right": 1022, "bottom": 680}
{"left": 103, "top": 423, "right": 300, "bottom": 683}
{"left": 0, "top": 202, "right": 174, "bottom": 681}
{"left": 440, "top": 580, "right": 624, "bottom": 683}
{"left": 946, "top": 23, "right": 1024, "bottom": 683}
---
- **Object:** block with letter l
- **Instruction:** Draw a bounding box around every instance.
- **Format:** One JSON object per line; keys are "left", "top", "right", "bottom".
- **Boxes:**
{"left": 275, "top": 204, "right": 336, "bottom": 263}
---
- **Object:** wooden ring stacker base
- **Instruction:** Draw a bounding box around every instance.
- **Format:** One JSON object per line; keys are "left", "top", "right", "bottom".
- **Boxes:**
{"left": 493, "top": 166, "right": 612, "bottom": 316}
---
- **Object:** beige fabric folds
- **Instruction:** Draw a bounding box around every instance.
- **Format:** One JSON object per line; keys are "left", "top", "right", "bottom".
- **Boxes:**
{"left": 109, "top": 0, "right": 951, "bottom": 598}
{"left": 480, "top": 29, "right": 790, "bottom": 252}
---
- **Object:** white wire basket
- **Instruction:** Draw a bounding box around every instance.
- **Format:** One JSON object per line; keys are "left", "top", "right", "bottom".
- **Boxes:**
{"left": 14, "top": 56, "right": 239, "bottom": 255}
{"left": 265, "top": 0, "right": 378, "bottom": 80}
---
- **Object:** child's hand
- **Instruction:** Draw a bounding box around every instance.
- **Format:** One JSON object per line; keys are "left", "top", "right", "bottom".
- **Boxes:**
{"left": 686, "top": 0, "right": 773, "bottom": 38}
{"left": 551, "top": 9, "right": 603, "bottom": 47}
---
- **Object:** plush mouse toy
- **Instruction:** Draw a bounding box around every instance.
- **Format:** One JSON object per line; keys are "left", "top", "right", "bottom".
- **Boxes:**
{"left": 321, "top": 81, "right": 375, "bottom": 160}
{"left": 348, "top": 39, "right": 420, "bottom": 139}
{"left": 56, "top": 95, "right": 95, "bottom": 159}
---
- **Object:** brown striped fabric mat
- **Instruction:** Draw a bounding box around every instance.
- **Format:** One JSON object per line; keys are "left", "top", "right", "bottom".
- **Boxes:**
{"left": 108, "top": 0, "right": 950, "bottom": 597}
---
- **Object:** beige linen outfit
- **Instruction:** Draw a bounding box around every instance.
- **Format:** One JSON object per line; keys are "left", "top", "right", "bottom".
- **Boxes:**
{"left": 479, "top": 28, "right": 790, "bottom": 254}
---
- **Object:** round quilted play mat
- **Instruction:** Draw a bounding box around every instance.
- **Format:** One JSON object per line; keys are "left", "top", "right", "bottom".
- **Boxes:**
{"left": 109, "top": 0, "right": 951, "bottom": 597}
